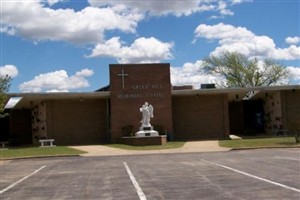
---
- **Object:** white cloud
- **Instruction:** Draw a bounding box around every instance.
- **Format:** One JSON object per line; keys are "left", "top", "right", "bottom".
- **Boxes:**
{"left": 170, "top": 61, "right": 300, "bottom": 88}
{"left": 0, "top": 26, "right": 16, "bottom": 36}
{"left": 287, "top": 66, "right": 300, "bottom": 84}
{"left": 45, "top": 0, "right": 65, "bottom": 6}
{"left": 87, "top": 0, "right": 242, "bottom": 17}
{"left": 171, "top": 60, "right": 225, "bottom": 89}
{"left": 231, "top": 0, "right": 252, "bottom": 4}
{"left": 88, "top": 37, "right": 173, "bottom": 63}
{"left": 1, "top": 0, "right": 245, "bottom": 45}
{"left": 75, "top": 68, "right": 94, "bottom": 77}
{"left": 1, "top": 1, "right": 143, "bottom": 44}
{"left": 285, "top": 36, "right": 300, "bottom": 45}
{"left": 170, "top": 58, "right": 299, "bottom": 88}
{"left": 231, "top": 0, "right": 243, "bottom": 4}
{"left": 217, "top": 1, "right": 234, "bottom": 16}
{"left": 19, "top": 68, "right": 94, "bottom": 93}
{"left": 0, "top": 65, "right": 19, "bottom": 78}
{"left": 271, "top": 45, "right": 300, "bottom": 60}
{"left": 194, "top": 23, "right": 300, "bottom": 60}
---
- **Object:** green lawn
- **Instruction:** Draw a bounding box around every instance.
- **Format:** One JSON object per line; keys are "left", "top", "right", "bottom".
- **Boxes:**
{"left": 219, "top": 137, "right": 300, "bottom": 149}
{"left": 0, "top": 146, "right": 86, "bottom": 160}
{"left": 105, "top": 141, "right": 185, "bottom": 150}
{"left": 2, "top": 138, "right": 298, "bottom": 160}
{"left": 0, "top": 142, "right": 185, "bottom": 159}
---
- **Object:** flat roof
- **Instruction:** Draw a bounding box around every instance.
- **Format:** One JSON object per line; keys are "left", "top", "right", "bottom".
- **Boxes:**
{"left": 8, "top": 91, "right": 110, "bottom": 99}
{"left": 5, "top": 85, "right": 300, "bottom": 109}
{"left": 172, "top": 85, "right": 300, "bottom": 96}
{"left": 6, "top": 92, "right": 110, "bottom": 109}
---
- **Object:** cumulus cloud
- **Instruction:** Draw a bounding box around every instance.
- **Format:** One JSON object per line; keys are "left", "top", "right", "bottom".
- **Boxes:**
{"left": 88, "top": 37, "right": 173, "bottom": 63}
{"left": 217, "top": 1, "right": 234, "bottom": 16}
{"left": 287, "top": 66, "right": 300, "bottom": 84}
{"left": 231, "top": 0, "right": 244, "bottom": 4}
{"left": 171, "top": 61, "right": 300, "bottom": 88}
{"left": 1, "top": 1, "right": 143, "bottom": 44}
{"left": 19, "top": 68, "right": 94, "bottom": 93}
{"left": 285, "top": 36, "right": 300, "bottom": 45}
{"left": 44, "top": 0, "right": 65, "bottom": 6}
{"left": 1, "top": 1, "right": 247, "bottom": 65}
{"left": 171, "top": 60, "right": 225, "bottom": 89}
{"left": 0, "top": 0, "right": 245, "bottom": 45}
{"left": 0, "top": 65, "right": 19, "bottom": 78}
{"left": 194, "top": 23, "right": 300, "bottom": 60}
{"left": 88, "top": 0, "right": 242, "bottom": 17}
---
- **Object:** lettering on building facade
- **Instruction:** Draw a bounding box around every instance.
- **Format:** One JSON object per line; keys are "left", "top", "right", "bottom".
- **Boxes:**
{"left": 117, "top": 84, "right": 165, "bottom": 99}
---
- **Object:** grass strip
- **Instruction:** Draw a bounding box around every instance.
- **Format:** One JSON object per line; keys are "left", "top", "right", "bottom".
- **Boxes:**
{"left": 219, "top": 137, "right": 300, "bottom": 149}
{"left": 0, "top": 146, "right": 86, "bottom": 160}
{"left": 105, "top": 141, "right": 185, "bottom": 150}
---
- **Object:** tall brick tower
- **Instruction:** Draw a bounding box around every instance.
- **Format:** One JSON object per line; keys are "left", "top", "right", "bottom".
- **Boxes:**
{"left": 109, "top": 63, "right": 172, "bottom": 142}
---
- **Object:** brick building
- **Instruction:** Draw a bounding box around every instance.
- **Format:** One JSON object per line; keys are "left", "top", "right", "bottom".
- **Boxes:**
{"left": 1, "top": 63, "right": 300, "bottom": 145}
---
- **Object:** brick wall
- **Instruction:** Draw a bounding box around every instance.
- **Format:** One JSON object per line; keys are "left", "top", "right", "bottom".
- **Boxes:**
{"left": 172, "top": 94, "right": 229, "bottom": 140}
{"left": 46, "top": 99, "right": 108, "bottom": 145}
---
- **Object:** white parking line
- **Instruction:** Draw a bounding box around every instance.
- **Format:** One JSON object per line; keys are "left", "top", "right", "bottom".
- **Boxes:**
{"left": 0, "top": 165, "right": 46, "bottom": 194}
{"left": 275, "top": 156, "right": 300, "bottom": 161}
{"left": 123, "top": 162, "right": 147, "bottom": 200}
{"left": 202, "top": 159, "right": 300, "bottom": 193}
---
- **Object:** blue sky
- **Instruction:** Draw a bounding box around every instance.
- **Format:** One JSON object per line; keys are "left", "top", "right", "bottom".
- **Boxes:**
{"left": 1, "top": 0, "right": 299, "bottom": 93}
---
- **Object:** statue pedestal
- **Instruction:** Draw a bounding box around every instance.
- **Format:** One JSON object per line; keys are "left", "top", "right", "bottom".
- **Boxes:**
{"left": 119, "top": 135, "right": 167, "bottom": 146}
{"left": 135, "top": 126, "right": 159, "bottom": 137}
{"left": 119, "top": 126, "right": 165, "bottom": 146}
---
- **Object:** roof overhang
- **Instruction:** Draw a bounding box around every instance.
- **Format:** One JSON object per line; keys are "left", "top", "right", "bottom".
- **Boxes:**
{"left": 5, "top": 85, "right": 300, "bottom": 109}
{"left": 172, "top": 85, "right": 300, "bottom": 101}
{"left": 6, "top": 91, "right": 110, "bottom": 109}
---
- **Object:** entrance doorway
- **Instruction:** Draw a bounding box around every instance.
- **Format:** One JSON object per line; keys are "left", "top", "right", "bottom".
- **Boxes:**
{"left": 229, "top": 100, "right": 265, "bottom": 135}
{"left": 8, "top": 109, "right": 32, "bottom": 145}
{"left": 0, "top": 113, "right": 10, "bottom": 142}
{"left": 243, "top": 100, "right": 264, "bottom": 134}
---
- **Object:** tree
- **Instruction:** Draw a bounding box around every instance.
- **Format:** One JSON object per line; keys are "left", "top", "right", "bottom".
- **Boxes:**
{"left": 203, "top": 51, "right": 289, "bottom": 88}
{"left": 0, "top": 74, "right": 11, "bottom": 117}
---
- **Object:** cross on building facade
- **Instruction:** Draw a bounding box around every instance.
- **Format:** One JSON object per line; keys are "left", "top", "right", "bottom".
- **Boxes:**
{"left": 117, "top": 69, "right": 128, "bottom": 90}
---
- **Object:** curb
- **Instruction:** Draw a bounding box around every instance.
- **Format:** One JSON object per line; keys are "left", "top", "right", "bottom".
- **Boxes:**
{"left": 229, "top": 146, "right": 300, "bottom": 151}
{"left": 0, "top": 154, "right": 80, "bottom": 161}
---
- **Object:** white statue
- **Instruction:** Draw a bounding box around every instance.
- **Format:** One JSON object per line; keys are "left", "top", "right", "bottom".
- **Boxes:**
{"left": 136, "top": 102, "right": 159, "bottom": 137}
{"left": 140, "top": 102, "right": 154, "bottom": 127}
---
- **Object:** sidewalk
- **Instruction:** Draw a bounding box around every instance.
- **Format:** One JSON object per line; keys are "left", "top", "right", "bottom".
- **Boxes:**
{"left": 71, "top": 141, "right": 231, "bottom": 157}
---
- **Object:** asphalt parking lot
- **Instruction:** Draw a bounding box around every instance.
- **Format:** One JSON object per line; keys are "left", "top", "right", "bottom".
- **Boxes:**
{"left": 0, "top": 148, "right": 299, "bottom": 200}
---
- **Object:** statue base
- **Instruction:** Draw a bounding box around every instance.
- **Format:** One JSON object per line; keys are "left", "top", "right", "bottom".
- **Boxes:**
{"left": 119, "top": 135, "right": 167, "bottom": 146}
{"left": 135, "top": 126, "right": 159, "bottom": 137}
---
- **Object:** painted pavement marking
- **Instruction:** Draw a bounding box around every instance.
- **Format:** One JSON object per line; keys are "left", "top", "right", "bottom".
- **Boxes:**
{"left": 202, "top": 159, "right": 300, "bottom": 193}
{"left": 0, "top": 165, "right": 46, "bottom": 194}
{"left": 274, "top": 156, "right": 300, "bottom": 161}
{"left": 123, "top": 162, "right": 147, "bottom": 200}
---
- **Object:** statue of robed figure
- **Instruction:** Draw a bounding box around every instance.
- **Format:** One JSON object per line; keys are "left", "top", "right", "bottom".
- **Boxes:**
{"left": 136, "top": 102, "right": 159, "bottom": 137}
{"left": 140, "top": 102, "right": 154, "bottom": 127}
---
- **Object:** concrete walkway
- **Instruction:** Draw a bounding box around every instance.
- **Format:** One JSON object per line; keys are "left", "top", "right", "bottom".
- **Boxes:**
{"left": 71, "top": 141, "right": 231, "bottom": 157}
